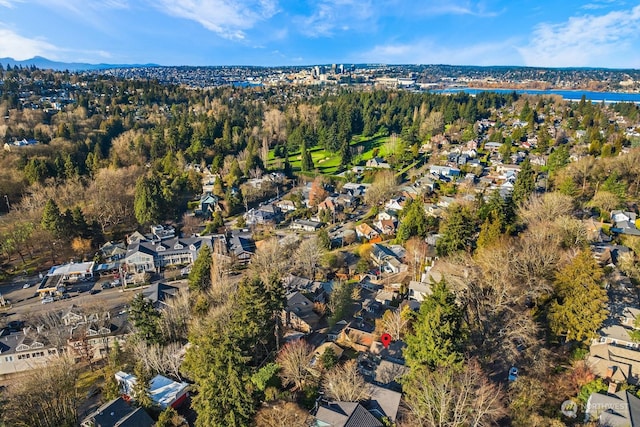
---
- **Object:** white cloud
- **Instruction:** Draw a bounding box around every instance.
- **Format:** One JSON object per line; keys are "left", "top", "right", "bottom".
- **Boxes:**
{"left": 519, "top": 5, "right": 640, "bottom": 67}
{"left": 356, "top": 38, "right": 520, "bottom": 66}
{"left": 154, "top": 0, "right": 278, "bottom": 40}
{"left": 295, "top": 0, "right": 501, "bottom": 38}
{"left": 295, "top": 0, "right": 377, "bottom": 37}
{"left": 417, "top": 1, "right": 502, "bottom": 17}
{"left": 0, "top": 0, "right": 22, "bottom": 8}
{"left": 0, "top": 27, "right": 59, "bottom": 60}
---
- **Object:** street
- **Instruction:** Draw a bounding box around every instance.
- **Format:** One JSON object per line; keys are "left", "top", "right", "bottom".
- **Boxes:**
{"left": 0, "top": 276, "right": 189, "bottom": 322}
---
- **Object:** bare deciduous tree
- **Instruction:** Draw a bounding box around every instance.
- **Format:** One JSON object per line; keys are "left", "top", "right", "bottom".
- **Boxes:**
{"left": 322, "top": 360, "right": 372, "bottom": 402}
{"left": 295, "top": 236, "right": 323, "bottom": 280}
{"left": 249, "top": 238, "right": 293, "bottom": 284}
{"left": 2, "top": 357, "right": 80, "bottom": 427}
{"left": 364, "top": 170, "right": 398, "bottom": 206}
{"left": 518, "top": 192, "right": 574, "bottom": 225}
{"left": 403, "top": 359, "right": 507, "bottom": 427}
{"left": 254, "top": 401, "right": 312, "bottom": 427}
{"left": 376, "top": 308, "right": 411, "bottom": 341}
{"left": 276, "top": 339, "right": 317, "bottom": 391}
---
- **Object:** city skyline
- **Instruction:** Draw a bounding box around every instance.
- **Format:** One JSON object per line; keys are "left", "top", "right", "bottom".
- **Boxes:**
{"left": 0, "top": 0, "right": 639, "bottom": 69}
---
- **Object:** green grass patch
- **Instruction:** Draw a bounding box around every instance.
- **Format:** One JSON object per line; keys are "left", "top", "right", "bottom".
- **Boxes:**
{"left": 268, "top": 133, "right": 405, "bottom": 177}
{"left": 77, "top": 368, "right": 105, "bottom": 396}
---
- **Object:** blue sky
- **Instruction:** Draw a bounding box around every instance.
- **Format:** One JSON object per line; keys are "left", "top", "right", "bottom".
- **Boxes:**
{"left": 0, "top": 0, "right": 639, "bottom": 68}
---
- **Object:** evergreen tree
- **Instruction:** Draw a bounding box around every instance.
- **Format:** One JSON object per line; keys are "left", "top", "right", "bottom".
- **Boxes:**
{"left": 436, "top": 204, "right": 475, "bottom": 256}
{"left": 405, "top": 279, "right": 466, "bottom": 370}
{"left": 317, "top": 228, "right": 331, "bottom": 250}
{"left": 189, "top": 244, "right": 212, "bottom": 292}
{"left": 134, "top": 175, "right": 162, "bottom": 225}
{"left": 132, "top": 361, "right": 153, "bottom": 409}
{"left": 300, "top": 139, "right": 314, "bottom": 172}
{"left": 476, "top": 215, "right": 503, "bottom": 249}
{"left": 41, "top": 199, "right": 64, "bottom": 238}
{"left": 512, "top": 158, "right": 535, "bottom": 205}
{"left": 397, "top": 199, "right": 434, "bottom": 242}
{"left": 129, "top": 293, "right": 162, "bottom": 344}
{"left": 340, "top": 140, "right": 352, "bottom": 168}
{"left": 186, "top": 334, "right": 255, "bottom": 427}
{"left": 548, "top": 250, "right": 607, "bottom": 343}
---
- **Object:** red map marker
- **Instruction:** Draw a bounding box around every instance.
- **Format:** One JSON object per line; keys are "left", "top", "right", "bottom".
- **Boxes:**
{"left": 380, "top": 333, "right": 392, "bottom": 349}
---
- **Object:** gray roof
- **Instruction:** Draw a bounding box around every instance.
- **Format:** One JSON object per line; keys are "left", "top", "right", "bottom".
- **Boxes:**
{"left": 315, "top": 402, "right": 383, "bottom": 427}
{"left": 586, "top": 390, "right": 640, "bottom": 427}
{"left": 366, "top": 384, "right": 402, "bottom": 422}
{"left": 127, "top": 236, "right": 211, "bottom": 258}
{"left": 142, "top": 282, "right": 179, "bottom": 307}
{"left": 229, "top": 232, "right": 255, "bottom": 255}
{"left": 82, "top": 397, "right": 154, "bottom": 427}
{"left": 286, "top": 291, "right": 320, "bottom": 329}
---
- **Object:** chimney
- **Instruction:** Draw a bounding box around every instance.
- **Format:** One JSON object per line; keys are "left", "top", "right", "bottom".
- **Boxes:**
{"left": 608, "top": 381, "right": 619, "bottom": 395}
{"left": 606, "top": 366, "right": 615, "bottom": 379}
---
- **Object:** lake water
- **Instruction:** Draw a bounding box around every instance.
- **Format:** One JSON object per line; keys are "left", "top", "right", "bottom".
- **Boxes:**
{"left": 435, "top": 87, "right": 640, "bottom": 104}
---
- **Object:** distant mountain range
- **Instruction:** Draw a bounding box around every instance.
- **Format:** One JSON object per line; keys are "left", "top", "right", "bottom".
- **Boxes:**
{"left": 0, "top": 56, "right": 158, "bottom": 72}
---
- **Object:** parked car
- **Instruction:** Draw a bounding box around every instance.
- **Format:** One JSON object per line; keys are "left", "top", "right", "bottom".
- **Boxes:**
{"left": 22, "top": 283, "right": 30, "bottom": 289}
{"left": 508, "top": 366, "right": 518, "bottom": 382}
{"left": 110, "top": 279, "right": 121, "bottom": 287}
{"left": 41, "top": 297, "right": 54, "bottom": 304}
{"left": 89, "top": 289, "right": 100, "bottom": 295}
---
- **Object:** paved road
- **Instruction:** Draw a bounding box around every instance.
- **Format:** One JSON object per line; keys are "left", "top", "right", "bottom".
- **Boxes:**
{"left": 0, "top": 277, "right": 188, "bottom": 322}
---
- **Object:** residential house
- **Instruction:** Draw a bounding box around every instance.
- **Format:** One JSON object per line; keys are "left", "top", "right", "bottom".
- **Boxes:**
{"left": 437, "top": 196, "right": 456, "bottom": 208}
{"left": 356, "top": 223, "right": 381, "bottom": 242}
{"left": 68, "top": 319, "right": 127, "bottom": 362}
{"left": 150, "top": 224, "right": 175, "bottom": 240}
{"left": 115, "top": 371, "right": 190, "bottom": 409}
{"left": 589, "top": 342, "right": 640, "bottom": 385}
{"left": 196, "top": 193, "right": 219, "bottom": 217}
{"left": 596, "top": 306, "right": 640, "bottom": 349}
{"left": 328, "top": 320, "right": 349, "bottom": 342}
{"left": 408, "top": 281, "right": 433, "bottom": 302}
{"left": 335, "top": 194, "right": 356, "bottom": 209}
{"left": 430, "top": 165, "right": 461, "bottom": 179}
{"left": 611, "top": 210, "right": 640, "bottom": 236}
{"left": 375, "top": 289, "right": 398, "bottom": 306}
{"left": 99, "top": 241, "right": 127, "bottom": 262}
{"left": 126, "top": 231, "right": 146, "bottom": 245}
{"left": 313, "top": 342, "right": 344, "bottom": 366}
{"left": 367, "top": 383, "right": 402, "bottom": 421}
{"left": 384, "top": 197, "right": 406, "bottom": 212}
{"left": 484, "top": 141, "right": 503, "bottom": 151}
{"left": 314, "top": 402, "right": 383, "bottom": 427}
{"left": 81, "top": 397, "right": 154, "bottom": 427}
{"left": 290, "top": 219, "right": 323, "bottom": 232}
{"left": 366, "top": 157, "right": 391, "bottom": 169}
{"left": 229, "top": 231, "right": 255, "bottom": 265}
{"left": 318, "top": 197, "right": 338, "bottom": 214}
{"left": 275, "top": 199, "right": 296, "bottom": 212}
{"left": 124, "top": 236, "right": 216, "bottom": 272}
{"left": 337, "top": 322, "right": 375, "bottom": 352}
{"left": 142, "top": 282, "right": 180, "bottom": 309}
{"left": 370, "top": 244, "right": 406, "bottom": 274}
{"left": 373, "top": 218, "right": 396, "bottom": 235}
{"left": 342, "top": 183, "right": 368, "bottom": 197}
{"left": 376, "top": 211, "right": 397, "bottom": 222}
{"left": 201, "top": 168, "right": 218, "bottom": 194}
{"left": 283, "top": 274, "right": 326, "bottom": 302}
{"left": 585, "top": 389, "right": 640, "bottom": 427}
{"left": 372, "top": 361, "right": 408, "bottom": 392}
{"left": 282, "top": 291, "right": 320, "bottom": 333}
{"left": 0, "top": 329, "right": 62, "bottom": 376}
{"left": 244, "top": 203, "right": 282, "bottom": 225}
